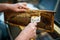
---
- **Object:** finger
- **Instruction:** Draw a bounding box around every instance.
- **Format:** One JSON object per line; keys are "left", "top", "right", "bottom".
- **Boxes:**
{"left": 33, "top": 32, "right": 36, "bottom": 39}
{"left": 28, "top": 23, "right": 37, "bottom": 27}
{"left": 17, "top": 3, "right": 28, "bottom": 9}
{"left": 33, "top": 22, "right": 37, "bottom": 26}
{"left": 32, "top": 26, "right": 36, "bottom": 30}
{"left": 22, "top": 2, "right": 27, "bottom": 6}
{"left": 15, "top": 9, "right": 26, "bottom": 12}
{"left": 27, "top": 23, "right": 37, "bottom": 30}
{"left": 30, "top": 30, "right": 36, "bottom": 39}
{"left": 19, "top": 4, "right": 29, "bottom": 9}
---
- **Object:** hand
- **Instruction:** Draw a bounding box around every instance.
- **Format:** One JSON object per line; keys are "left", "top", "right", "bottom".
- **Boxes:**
{"left": 23, "top": 23, "right": 37, "bottom": 39}
{"left": 6, "top": 2, "right": 28, "bottom": 12}
{"left": 15, "top": 23, "right": 37, "bottom": 40}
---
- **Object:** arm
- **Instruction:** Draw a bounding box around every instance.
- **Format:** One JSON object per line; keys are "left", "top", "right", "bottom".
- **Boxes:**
{"left": 15, "top": 23, "right": 37, "bottom": 40}
{"left": 0, "top": 4, "right": 8, "bottom": 11}
{"left": 0, "top": 3, "right": 28, "bottom": 12}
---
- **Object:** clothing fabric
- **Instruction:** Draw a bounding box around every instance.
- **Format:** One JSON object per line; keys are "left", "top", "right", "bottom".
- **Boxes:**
{"left": 0, "top": 21, "right": 10, "bottom": 40}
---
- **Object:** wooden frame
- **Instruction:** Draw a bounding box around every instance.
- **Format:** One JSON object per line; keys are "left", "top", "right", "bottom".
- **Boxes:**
{"left": 4, "top": 10, "right": 55, "bottom": 32}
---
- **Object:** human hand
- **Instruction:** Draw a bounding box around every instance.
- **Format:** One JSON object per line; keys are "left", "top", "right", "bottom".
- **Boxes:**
{"left": 6, "top": 2, "right": 28, "bottom": 12}
{"left": 15, "top": 23, "right": 37, "bottom": 40}
{"left": 23, "top": 23, "right": 37, "bottom": 39}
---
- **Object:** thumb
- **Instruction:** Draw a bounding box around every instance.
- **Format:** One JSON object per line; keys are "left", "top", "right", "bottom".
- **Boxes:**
{"left": 33, "top": 22, "right": 37, "bottom": 26}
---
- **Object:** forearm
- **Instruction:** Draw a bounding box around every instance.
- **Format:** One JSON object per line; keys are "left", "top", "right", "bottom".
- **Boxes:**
{"left": 0, "top": 3, "right": 9, "bottom": 11}
{"left": 15, "top": 30, "right": 29, "bottom": 40}
{"left": 15, "top": 23, "right": 36, "bottom": 40}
